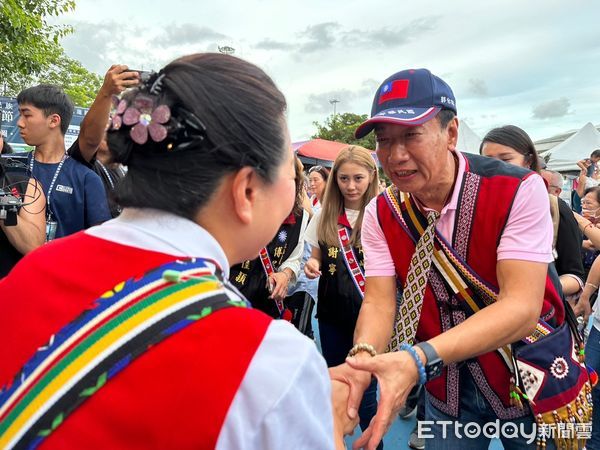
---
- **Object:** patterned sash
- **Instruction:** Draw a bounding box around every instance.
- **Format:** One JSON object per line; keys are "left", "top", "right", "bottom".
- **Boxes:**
{"left": 0, "top": 258, "right": 246, "bottom": 450}
{"left": 337, "top": 226, "right": 366, "bottom": 298}
{"left": 258, "top": 247, "right": 285, "bottom": 316}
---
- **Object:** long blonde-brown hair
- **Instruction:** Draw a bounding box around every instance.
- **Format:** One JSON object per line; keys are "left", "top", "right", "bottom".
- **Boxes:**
{"left": 317, "top": 145, "right": 379, "bottom": 247}
{"left": 292, "top": 155, "right": 305, "bottom": 216}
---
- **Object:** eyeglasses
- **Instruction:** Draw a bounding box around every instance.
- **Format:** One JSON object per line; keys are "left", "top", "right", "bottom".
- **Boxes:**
{"left": 308, "top": 165, "right": 323, "bottom": 174}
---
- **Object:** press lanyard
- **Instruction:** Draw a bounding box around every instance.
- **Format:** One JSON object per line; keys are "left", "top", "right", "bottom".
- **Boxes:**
{"left": 96, "top": 161, "right": 115, "bottom": 190}
{"left": 29, "top": 151, "right": 67, "bottom": 219}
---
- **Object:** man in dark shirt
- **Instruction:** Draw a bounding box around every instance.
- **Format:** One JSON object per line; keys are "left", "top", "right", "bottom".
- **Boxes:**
{"left": 17, "top": 84, "right": 110, "bottom": 240}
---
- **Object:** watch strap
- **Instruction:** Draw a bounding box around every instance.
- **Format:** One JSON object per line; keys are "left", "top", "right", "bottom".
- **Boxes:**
{"left": 415, "top": 341, "right": 444, "bottom": 381}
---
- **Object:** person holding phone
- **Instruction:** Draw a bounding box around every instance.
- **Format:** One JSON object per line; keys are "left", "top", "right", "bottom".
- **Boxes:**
{"left": 577, "top": 149, "right": 600, "bottom": 178}
{"left": 69, "top": 64, "right": 142, "bottom": 217}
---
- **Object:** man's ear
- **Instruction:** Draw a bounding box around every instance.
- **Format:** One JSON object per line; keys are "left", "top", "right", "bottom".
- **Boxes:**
{"left": 447, "top": 117, "right": 459, "bottom": 151}
{"left": 48, "top": 113, "right": 62, "bottom": 131}
{"left": 231, "top": 167, "right": 258, "bottom": 225}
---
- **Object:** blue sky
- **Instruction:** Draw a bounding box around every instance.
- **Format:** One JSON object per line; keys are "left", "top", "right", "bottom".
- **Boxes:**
{"left": 58, "top": 0, "right": 600, "bottom": 143}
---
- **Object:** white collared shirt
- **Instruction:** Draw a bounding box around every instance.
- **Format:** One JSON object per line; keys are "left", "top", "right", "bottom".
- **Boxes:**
{"left": 87, "top": 207, "right": 335, "bottom": 449}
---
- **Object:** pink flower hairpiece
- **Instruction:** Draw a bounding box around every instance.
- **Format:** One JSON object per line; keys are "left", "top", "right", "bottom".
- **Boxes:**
{"left": 110, "top": 94, "right": 171, "bottom": 145}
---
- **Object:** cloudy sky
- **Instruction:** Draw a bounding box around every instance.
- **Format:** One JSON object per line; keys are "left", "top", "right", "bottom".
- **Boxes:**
{"left": 57, "top": 0, "right": 600, "bottom": 143}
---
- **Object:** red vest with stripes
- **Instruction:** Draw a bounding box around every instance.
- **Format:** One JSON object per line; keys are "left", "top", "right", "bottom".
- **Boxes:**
{"left": 0, "top": 232, "right": 272, "bottom": 449}
{"left": 377, "top": 152, "right": 564, "bottom": 419}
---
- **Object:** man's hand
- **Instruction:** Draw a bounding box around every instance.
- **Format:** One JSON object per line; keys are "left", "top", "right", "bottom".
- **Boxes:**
{"left": 99, "top": 65, "right": 140, "bottom": 98}
{"left": 304, "top": 257, "right": 321, "bottom": 279}
{"left": 345, "top": 351, "right": 420, "bottom": 450}
{"left": 332, "top": 380, "right": 359, "bottom": 449}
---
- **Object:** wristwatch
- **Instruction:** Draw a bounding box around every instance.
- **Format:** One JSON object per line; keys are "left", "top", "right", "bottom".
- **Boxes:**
{"left": 414, "top": 342, "right": 444, "bottom": 382}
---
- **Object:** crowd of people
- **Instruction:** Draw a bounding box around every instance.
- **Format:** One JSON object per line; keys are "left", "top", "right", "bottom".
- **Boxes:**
{"left": 0, "top": 54, "right": 598, "bottom": 450}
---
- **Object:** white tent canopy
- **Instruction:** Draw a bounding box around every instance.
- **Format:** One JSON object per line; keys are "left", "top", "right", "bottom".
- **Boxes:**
{"left": 457, "top": 120, "right": 482, "bottom": 154}
{"left": 546, "top": 122, "right": 600, "bottom": 172}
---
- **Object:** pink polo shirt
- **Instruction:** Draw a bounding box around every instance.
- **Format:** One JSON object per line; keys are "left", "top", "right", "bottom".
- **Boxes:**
{"left": 362, "top": 150, "right": 554, "bottom": 277}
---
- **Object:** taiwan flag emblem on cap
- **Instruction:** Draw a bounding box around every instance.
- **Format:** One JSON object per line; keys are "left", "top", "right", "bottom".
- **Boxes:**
{"left": 378, "top": 80, "right": 409, "bottom": 105}
{"left": 355, "top": 68, "right": 457, "bottom": 139}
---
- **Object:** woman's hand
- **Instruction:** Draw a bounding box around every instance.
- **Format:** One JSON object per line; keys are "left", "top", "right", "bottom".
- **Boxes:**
{"left": 583, "top": 239, "right": 596, "bottom": 251}
{"left": 573, "top": 295, "right": 593, "bottom": 323}
{"left": 330, "top": 360, "right": 374, "bottom": 422}
{"left": 332, "top": 380, "right": 359, "bottom": 449}
{"left": 573, "top": 212, "right": 588, "bottom": 229}
{"left": 304, "top": 257, "right": 322, "bottom": 279}
{"left": 268, "top": 271, "right": 290, "bottom": 302}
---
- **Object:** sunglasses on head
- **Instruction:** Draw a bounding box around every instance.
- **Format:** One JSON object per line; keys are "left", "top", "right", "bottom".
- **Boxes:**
{"left": 308, "top": 165, "right": 323, "bottom": 174}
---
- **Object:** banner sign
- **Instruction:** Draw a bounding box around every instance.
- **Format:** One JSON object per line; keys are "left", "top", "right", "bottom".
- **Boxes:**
{"left": 0, "top": 96, "right": 89, "bottom": 150}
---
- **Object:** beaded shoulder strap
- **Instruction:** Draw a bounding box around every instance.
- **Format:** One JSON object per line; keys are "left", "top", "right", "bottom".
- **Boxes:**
{"left": 0, "top": 258, "right": 246, "bottom": 449}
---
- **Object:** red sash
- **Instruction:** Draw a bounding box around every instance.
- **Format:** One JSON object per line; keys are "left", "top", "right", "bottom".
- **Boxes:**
{"left": 337, "top": 226, "right": 365, "bottom": 298}
{"left": 258, "top": 247, "right": 291, "bottom": 321}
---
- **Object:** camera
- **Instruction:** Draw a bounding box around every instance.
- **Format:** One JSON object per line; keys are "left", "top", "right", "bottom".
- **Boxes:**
{"left": 0, "top": 154, "right": 26, "bottom": 226}
{"left": 0, "top": 193, "right": 20, "bottom": 226}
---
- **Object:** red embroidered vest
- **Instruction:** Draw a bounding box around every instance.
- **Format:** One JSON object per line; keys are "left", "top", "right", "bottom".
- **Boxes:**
{"left": 377, "top": 152, "right": 564, "bottom": 419}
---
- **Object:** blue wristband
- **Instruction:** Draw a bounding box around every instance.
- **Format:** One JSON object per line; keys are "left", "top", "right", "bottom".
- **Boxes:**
{"left": 400, "top": 343, "right": 427, "bottom": 385}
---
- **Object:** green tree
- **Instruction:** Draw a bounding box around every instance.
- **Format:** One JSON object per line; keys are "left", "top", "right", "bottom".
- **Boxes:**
{"left": 42, "top": 53, "right": 103, "bottom": 106}
{"left": 2, "top": 50, "right": 103, "bottom": 107}
{"left": 312, "top": 112, "right": 376, "bottom": 150}
{"left": 0, "top": 0, "right": 75, "bottom": 84}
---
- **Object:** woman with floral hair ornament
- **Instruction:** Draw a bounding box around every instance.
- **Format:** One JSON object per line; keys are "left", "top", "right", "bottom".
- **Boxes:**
{"left": 0, "top": 53, "right": 357, "bottom": 449}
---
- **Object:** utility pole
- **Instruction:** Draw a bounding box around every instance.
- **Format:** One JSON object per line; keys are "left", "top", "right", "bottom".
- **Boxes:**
{"left": 329, "top": 98, "right": 340, "bottom": 117}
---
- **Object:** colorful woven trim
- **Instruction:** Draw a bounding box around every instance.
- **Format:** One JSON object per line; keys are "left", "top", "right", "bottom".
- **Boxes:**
{"left": 0, "top": 258, "right": 247, "bottom": 449}
{"left": 524, "top": 321, "right": 555, "bottom": 344}
{"left": 258, "top": 247, "right": 285, "bottom": 315}
{"left": 337, "top": 226, "right": 365, "bottom": 298}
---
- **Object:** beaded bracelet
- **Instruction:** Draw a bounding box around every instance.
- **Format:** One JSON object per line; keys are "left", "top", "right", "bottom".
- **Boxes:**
{"left": 279, "top": 270, "right": 291, "bottom": 284}
{"left": 348, "top": 342, "right": 377, "bottom": 358}
{"left": 400, "top": 343, "right": 427, "bottom": 385}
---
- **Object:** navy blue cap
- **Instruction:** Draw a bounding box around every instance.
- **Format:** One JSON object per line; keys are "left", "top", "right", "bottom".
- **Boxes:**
{"left": 355, "top": 68, "right": 456, "bottom": 139}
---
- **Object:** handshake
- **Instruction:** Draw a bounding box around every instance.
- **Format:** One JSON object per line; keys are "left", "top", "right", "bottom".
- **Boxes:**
{"left": 329, "top": 349, "right": 421, "bottom": 450}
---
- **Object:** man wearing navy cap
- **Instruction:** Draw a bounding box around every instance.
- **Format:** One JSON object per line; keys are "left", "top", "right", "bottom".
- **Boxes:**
{"left": 332, "top": 69, "right": 563, "bottom": 449}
